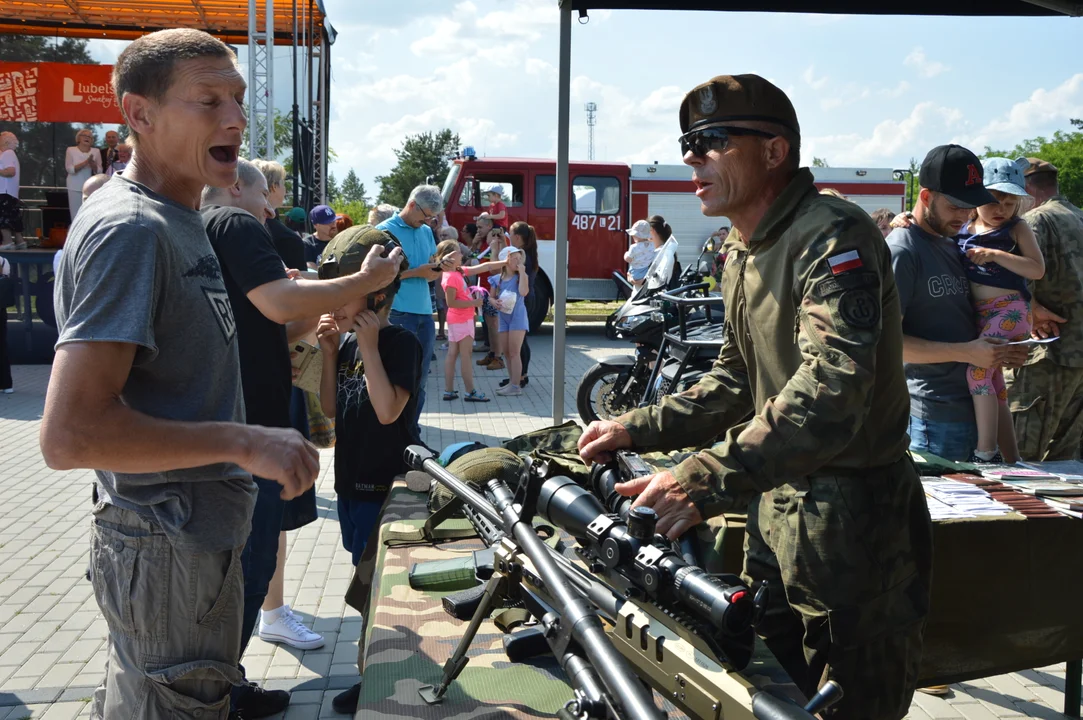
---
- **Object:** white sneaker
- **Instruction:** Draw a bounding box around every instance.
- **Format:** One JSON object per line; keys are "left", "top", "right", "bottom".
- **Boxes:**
{"left": 496, "top": 384, "right": 522, "bottom": 396}
{"left": 258, "top": 605, "right": 325, "bottom": 650}
{"left": 2, "top": 388, "right": 12, "bottom": 394}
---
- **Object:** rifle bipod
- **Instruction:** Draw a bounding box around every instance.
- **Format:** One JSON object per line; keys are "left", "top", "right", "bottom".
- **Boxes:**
{"left": 418, "top": 563, "right": 515, "bottom": 701}
{"left": 419, "top": 542, "right": 522, "bottom": 705}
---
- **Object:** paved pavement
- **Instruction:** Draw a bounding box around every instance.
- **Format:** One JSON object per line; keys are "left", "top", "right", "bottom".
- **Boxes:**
{"left": 0, "top": 326, "right": 1075, "bottom": 719}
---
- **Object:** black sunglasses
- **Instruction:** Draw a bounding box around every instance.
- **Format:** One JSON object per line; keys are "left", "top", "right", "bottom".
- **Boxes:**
{"left": 679, "top": 126, "right": 779, "bottom": 158}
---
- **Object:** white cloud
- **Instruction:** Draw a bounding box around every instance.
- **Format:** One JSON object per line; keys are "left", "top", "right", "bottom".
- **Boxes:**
{"left": 525, "top": 58, "right": 557, "bottom": 82}
{"left": 807, "top": 101, "right": 966, "bottom": 165}
{"left": 819, "top": 81, "right": 907, "bottom": 112}
{"left": 807, "top": 75, "right": 1083, "bottom": 167}
{"left": 904, "top": 47, "right": 950, "bottom": 78}
{"left": 880, "top": 80, "right": 911, "bottom": 98}
{"left": 802, "top": 65, "right": 829, "bottom": 90}
{"left": 969, "top": 73, "right": 1083, "bottom": 150}
{"left": 408, "top": 16, "right": 467, "bottom": 58}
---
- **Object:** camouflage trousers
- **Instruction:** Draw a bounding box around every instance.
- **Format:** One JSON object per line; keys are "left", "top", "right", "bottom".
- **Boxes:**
{"left": 742, "top": 457, "right": 933, "bottom": 720}
{"left": 1006, "top": 359, "right": 1083, "bottom": 461}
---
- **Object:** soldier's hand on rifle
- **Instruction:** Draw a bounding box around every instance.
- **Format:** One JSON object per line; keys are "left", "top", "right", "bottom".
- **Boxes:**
{"left": 616, "top": 471, "right": 702, "bottom": 540}
{"left": 578, "top": 420, "right": 633, "bottom": 465}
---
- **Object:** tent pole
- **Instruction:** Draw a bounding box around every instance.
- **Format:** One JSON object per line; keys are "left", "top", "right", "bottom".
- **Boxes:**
{"left": 247, "top": 0, "right": 257, "bottom": 159}
{"left": 552, "top": 2, "right": 572, "bottom": 425}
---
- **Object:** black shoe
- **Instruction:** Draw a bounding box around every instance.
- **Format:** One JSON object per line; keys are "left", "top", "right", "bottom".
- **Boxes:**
{"left": 499, "top": 376, "right": 528, "bottom": 388}
{"left": 234, "top": 681, "right": 290, "bottom": 719}
{"left": 332, "top": 683, "right": 361, "bottom": 714}
{"left": 967, "top": 450, "right": 1004, "bottom": 464}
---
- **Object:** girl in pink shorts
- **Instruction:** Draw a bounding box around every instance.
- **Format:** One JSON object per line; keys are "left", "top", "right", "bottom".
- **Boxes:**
{"left": 958, "top": 158, "right": 1045, "bottom": 462}
{"left": 436, "top": 239, "right": 506, "bottom": 402}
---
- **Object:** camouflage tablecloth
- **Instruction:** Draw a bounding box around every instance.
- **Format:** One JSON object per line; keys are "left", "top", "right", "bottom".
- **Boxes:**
{"left": 347, "top": 483, "right": 572, "bottom": 719}
{"left": 346, "top": 482, "right": 805, "bottom": 720}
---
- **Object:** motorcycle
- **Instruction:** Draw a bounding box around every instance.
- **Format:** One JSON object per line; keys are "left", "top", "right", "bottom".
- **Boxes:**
{"left": 577, "top": 237, "right": 723, "bottom": 424}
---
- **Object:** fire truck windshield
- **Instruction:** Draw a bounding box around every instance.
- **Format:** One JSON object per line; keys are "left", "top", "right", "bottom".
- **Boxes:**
{"left": 441, "top": 162, "right": 461, "bottom": 209}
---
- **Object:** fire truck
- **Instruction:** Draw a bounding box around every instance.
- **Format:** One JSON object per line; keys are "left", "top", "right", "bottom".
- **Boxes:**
{"left": 441, "top": 149, "right": 906, "bottom": 330}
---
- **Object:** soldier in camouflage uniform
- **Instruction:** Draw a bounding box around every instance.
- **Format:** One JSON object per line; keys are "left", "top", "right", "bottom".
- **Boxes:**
{"left": 1006, "top": 158, "right": 1083, "bottom": 461}
{"left": 578, "top": 74, "right": 933, "bottom": 720}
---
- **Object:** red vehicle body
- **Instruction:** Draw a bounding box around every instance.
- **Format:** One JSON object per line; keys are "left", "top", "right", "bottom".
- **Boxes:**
{"left": 441, "top": 152, "right": 905, "bottom": 329}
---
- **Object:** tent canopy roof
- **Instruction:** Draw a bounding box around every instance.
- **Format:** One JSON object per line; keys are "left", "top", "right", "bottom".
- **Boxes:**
{"left": 561, "top": 0, "right": 1081, "bottom": 15}
{"left": 0, "top": 0, "right": 331, "bottom": 45}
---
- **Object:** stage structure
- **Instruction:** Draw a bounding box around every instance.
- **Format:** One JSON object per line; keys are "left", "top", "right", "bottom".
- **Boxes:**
{"left": 0, "top": 0, "right": 335, "bottom": 207}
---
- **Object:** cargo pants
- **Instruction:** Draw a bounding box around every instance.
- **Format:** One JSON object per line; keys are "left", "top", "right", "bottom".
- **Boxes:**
{"left": 89, "top": 504, "right": 245, "bottom": 719}
{"left": 1006, "top": 359, "right": 1083, "bottom": 462}
{"left": 742, "top": 457, "right": 933, "bottom": 720}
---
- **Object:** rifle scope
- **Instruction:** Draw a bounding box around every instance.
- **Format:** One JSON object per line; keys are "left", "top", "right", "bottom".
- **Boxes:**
{"left": 537, "top": 476, "right": 753, "bottom": 637}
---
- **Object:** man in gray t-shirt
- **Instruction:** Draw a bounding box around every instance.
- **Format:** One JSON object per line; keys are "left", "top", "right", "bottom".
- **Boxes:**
{"left": 41, "top": 31, "right": 325, "bottom": 720}
{"left": 887, "top": 144, "right": 1026, "bottom": 461}
{"left": 55, "top": 175, "right": 259, "bottom": 550}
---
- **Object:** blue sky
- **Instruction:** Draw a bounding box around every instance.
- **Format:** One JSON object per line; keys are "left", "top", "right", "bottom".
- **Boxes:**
{"left": 92, "top": 2, "right": 1083, "bottom": 197}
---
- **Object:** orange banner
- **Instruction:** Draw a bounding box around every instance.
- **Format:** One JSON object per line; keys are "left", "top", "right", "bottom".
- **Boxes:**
{"left": 0, "top": 62, "right": 123, "bottom": 124}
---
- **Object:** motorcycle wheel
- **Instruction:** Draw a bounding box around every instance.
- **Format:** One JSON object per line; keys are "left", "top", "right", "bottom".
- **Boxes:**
{"left": 576, "top": 364, "right": 637, "bottom": 424}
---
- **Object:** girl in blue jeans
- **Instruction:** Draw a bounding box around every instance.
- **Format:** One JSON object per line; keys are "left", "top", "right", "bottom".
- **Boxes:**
{"left": 493, "top": 245, "right": 530, "bottom": 396}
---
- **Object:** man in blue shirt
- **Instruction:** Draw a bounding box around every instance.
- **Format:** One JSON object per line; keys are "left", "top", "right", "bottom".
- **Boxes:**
{"left": 377, "top": 184, "right": 449, "bottom": 428}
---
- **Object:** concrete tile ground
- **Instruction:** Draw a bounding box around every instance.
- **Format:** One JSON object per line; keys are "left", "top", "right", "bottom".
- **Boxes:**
{"left": 0, "top": 326, "right": 1076, "bottom": 718}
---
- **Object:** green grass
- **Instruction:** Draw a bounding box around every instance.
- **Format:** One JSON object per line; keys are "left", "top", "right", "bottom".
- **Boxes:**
{"left": 548, "top": 300, "right": 623, "bottom": 320}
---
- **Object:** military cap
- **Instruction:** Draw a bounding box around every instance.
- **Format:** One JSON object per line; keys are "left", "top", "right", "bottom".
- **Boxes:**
{"left": 318, "top": 224, "right": 408, "bottom": 279}
{"left": 679, "top": 74, "right": 800, "bottom": 136}
{"left": 1019, "top": 156, "right": 1058, "bottom": 177}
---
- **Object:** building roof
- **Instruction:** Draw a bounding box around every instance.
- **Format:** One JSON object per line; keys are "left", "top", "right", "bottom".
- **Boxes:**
{"left": 0, "top": 0, "right": 333, "bottom": 45}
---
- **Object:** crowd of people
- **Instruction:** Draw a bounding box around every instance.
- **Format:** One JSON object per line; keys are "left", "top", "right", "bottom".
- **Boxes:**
{"left": 0, "top": 125, "right": 134, "bottom": 257}
{"left": 1, "top": 20, "right": 1078, "bottom": 720}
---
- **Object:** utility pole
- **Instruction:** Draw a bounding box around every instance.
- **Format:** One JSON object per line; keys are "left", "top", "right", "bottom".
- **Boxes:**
{"left": 585, "top": 102, "right": 597, "bottom": 161}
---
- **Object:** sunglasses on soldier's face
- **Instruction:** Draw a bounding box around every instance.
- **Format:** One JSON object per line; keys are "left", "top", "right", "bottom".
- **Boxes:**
{"left": 679, "top": 126, "right": 779, "bottom": 158}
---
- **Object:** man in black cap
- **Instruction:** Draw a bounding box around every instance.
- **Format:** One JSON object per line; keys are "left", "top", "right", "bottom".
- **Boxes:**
{"left": 580, "top": 74, "right": 931, "bottom": 720}
{"left": 887, "top": 145, "right": 1028, "bottom": 462}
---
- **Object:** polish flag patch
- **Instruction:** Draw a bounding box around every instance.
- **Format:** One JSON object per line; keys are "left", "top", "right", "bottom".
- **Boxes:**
{"left": 827, "top": 250, "right": 863, "bottom": 275}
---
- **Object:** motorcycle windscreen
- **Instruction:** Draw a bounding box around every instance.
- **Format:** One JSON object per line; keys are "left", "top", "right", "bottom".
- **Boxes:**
{"left": 613, "top": 238, "right": 681, "bottom": 324}
{"left": 639, "top": 237, "right": 680, "bottom": 295}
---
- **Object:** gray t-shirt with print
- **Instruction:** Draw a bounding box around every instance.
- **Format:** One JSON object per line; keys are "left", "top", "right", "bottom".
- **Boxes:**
{"left": 54, "top": 176, "right": 256, "bottom": 552}
{"left": 887, "top": 224, "right": 976, "bottom": 424}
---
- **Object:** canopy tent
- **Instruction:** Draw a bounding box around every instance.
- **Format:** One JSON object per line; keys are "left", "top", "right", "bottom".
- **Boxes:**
{"left": 548, "top": 0, "right": 1081, "bottom": 424}
{"left": 0, "top": 0, "right": 333, "bottom": 205}
{"left": 563, "top": 0, "right": 1081, "bottom": 13}
{"left": 0, "top": 0, "right": 328, "bottom": 44}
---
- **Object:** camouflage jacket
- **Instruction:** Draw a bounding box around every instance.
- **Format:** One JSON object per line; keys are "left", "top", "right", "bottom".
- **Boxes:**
{"left": 618, "top": 169, "right": 911, "bottom": 519}
{"left": 1024, "top": 195, "right": 1083, "bottom": 368}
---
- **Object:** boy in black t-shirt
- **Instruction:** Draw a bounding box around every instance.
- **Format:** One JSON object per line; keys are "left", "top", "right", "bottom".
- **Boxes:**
{"left": 315, "top": 225, "right": 419, "bottom": 566}
{"left": 317, "top": 225, "right": 417, "bottom": 715}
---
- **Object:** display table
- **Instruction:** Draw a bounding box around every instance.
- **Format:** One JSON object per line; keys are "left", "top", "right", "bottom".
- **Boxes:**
{"left": 0, "top": 248, "right": 59, "bottom": 364}
{"left": 346, "top": 483, "right": 804, "bottom": 720}
{"left": 704, "top": 500, "right": 1083, "bottom": 716}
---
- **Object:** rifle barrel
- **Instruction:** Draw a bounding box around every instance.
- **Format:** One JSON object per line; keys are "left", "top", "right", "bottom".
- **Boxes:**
{"left": 406, "top": 446, "right": 505, "bottom": 529}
